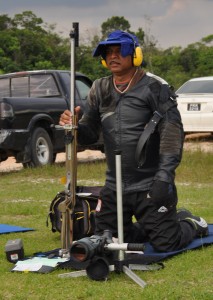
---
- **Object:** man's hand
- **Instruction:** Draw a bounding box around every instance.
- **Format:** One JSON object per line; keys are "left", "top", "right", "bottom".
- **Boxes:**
{"left": 59, "top": 107, "right": 81, "bottom": 126}
{"left": 149, "top": 180, "right": 177, "bottom": 209}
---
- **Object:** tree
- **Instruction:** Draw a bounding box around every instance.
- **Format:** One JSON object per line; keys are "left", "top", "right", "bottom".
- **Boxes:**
{"left": 0, "top": 14, "right": 12, "bottom": 30}
{"left": 12, "top": 11, "right": 45, "bottom": 32}
{"left": 201, "top": 34, "right": 213, "bottom": 45}
{"left": 179, "top": 44, "right": 200, "bottom": 75}
{"left": 196, "top": 44, "right": 213, "bottom": 76}
{"left": 76, "top": 45, "right": 110, "bottom": 81}
{"left": 0, "top": 11, "right": 70, "bottom": 73}
{"left": 135, "top": 28, "right": 145, "bottom": 45}
{"left": 101, "top": 16, "right": 131, "bottom": 39}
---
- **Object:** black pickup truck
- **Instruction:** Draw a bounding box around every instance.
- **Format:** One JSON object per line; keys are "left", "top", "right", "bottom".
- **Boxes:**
{"left": 0, "top": 70, "right": 104, "bottom": 167}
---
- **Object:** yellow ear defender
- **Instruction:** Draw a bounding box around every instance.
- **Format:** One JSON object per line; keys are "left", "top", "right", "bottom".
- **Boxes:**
{"left": 101, "top": 58, "right": 108, "bottom": 68}
{"left": 133, "top": 46, "right": 143, "bottom": 67}
{"left": 101, "top": 45, "right": 143, "bottom": 68}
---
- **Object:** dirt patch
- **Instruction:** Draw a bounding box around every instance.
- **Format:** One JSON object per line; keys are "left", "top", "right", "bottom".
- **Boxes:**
{"left": 184, "top": 133, "right": 213, "bottom": 152}
{"left": 0, "top": 150, "right": 106, "bottom": 173}
{"left": 0, "top": 133, "right": 212, "bottom": 173}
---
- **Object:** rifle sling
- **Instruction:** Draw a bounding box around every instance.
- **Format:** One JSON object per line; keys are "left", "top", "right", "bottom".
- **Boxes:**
{"left": 135, "top": 98, "right": 176, "bottom": 167}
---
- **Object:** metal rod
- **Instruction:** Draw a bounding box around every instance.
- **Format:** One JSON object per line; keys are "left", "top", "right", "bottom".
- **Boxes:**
{"left": 59, "top": 23, "right": 79, "bottom": 254}
{"left": 115, "top": 149, "right": 124, "bottom": 261}
{"left": 123, "top": 265, "right": 147, "bottom": 288}
{"left": 70, "top": 29, "right": 75, "bottom": 113}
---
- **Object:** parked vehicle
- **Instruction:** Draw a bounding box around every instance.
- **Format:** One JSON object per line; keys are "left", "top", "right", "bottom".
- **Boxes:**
{"left": 176, "top": 76, "right": 213, "bottom": 133}
{"left": 0, "top": 70, "right": 104, "bottom": 167}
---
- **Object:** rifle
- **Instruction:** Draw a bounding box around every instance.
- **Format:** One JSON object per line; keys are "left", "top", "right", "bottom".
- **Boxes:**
{"left": 58, "top": 23, "right": 79, "bottom": 257}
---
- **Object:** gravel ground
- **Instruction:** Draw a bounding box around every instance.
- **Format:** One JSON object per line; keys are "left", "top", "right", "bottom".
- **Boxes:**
{"left": 0, "top": 133, "right": 212, "bottom": 173}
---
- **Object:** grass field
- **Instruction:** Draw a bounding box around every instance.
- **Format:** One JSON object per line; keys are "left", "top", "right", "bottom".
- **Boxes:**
{"left": 0, "top": 150, "right": 212, "bottom": 300}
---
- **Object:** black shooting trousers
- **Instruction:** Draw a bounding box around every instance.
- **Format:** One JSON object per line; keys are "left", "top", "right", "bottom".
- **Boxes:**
{"left": 95, "top": 186, "right": 196, "bottom": 252}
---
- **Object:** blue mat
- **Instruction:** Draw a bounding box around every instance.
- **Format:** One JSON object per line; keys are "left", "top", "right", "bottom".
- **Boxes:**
{"left": 126, "top": 224, "right": 213, "bottom": 265}
{"left": 0, "top": 224, "right": 34, "bottom": 234}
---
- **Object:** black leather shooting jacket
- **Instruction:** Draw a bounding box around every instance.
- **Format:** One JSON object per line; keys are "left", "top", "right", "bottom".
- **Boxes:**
{"left": 78, "top": 72, "right": 184, "bottom": 194}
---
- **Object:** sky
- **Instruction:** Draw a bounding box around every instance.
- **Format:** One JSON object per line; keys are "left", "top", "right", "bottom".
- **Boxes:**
{"left": 1, "top": 0, "right": 213, "bottom": 49}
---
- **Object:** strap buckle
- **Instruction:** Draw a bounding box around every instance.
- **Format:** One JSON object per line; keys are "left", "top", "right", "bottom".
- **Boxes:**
{"left": 153, "top": 111, "right": 163, "bottom": 119}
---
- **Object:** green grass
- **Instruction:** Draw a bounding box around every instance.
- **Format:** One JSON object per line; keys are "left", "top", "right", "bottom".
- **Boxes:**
{"left": 0, "top": 151, "right": 212, "bottom": 300}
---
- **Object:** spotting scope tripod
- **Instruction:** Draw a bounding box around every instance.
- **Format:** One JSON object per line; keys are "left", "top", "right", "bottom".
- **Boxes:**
{"left": 59, "top": 150, "right": 148, "bottom": 288}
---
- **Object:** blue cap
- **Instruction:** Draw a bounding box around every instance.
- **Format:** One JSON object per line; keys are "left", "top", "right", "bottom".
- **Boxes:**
{"left": 93, "top": 30, "right": 139, "bottom": 58}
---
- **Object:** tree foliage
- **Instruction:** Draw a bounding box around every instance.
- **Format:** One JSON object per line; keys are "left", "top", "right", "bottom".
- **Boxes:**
{"left": 0, "top": 12, "right": 212, "bottom": 89}
{"left": 101, "top": 16, "right": 131, "bottom": 39}
{"left": 0, "top": 11, "right": 70, "bottom": 73}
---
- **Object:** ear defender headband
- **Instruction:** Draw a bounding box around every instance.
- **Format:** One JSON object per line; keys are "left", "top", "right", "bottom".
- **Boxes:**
{"left": 93, "top": 30, "right": 143, "bottom": 68}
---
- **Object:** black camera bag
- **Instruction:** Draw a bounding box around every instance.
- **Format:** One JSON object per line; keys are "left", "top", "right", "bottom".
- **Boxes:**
{"left": 47, "top": 186, "right": 101, "bottom": 240}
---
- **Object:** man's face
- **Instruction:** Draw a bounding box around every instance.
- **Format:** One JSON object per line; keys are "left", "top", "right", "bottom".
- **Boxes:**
{"left": 105, "top": 45, "right": 133, "bottom": 74}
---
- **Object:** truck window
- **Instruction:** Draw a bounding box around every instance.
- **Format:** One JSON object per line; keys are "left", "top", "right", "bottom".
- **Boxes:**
{"left": 30, "top": 74, "right": 60, "bottom": 97}
{"left": 59, "top": 71, "right": 78, "bottom": 100}
{"left": 76, "top": 79, "right": 90, "bottom": 100}
{"left": 11, "top": 77, "right": 29, "bottom": 97}
{"left": 0, "top": 78, "right": 10, "bottom": 98}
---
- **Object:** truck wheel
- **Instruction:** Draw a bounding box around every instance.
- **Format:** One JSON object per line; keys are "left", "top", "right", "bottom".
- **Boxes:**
{"left": 24, "top": 127, "right": 53, "bottom": 167}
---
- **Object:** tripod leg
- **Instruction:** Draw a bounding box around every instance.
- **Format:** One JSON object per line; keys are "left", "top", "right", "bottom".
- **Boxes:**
{"left": 123, "top": 265, "right": 147, "bottom": 288}
{"left": 64, "top": 208, "right": 72, "bottom": 249}
{"left": 59, "top": 270, "right": 87, "bottom": 278}
{"left": 58, "top": 200, "right": 67, "bottom": 250}
{"left": 58, "top": 200, "right": 71, "bottom": 255}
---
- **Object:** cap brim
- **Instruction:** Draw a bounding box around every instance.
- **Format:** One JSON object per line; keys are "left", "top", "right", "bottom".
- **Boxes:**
{"left": 93, "top": 41, "right": 122, "bottom": 57}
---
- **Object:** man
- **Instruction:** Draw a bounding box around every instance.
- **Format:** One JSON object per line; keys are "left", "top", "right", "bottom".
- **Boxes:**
{"left": 60, "top": 30, "right": 209, "bottom": 252}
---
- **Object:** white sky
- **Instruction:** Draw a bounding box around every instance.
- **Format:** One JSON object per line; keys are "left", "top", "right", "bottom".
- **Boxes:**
{"left": 1, "top": 0, "right": 213, "bottom": 49}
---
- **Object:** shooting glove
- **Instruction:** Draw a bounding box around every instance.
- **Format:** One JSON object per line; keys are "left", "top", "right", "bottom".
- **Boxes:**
{"left": 149, "top": 180, "right": 177, "bottom": 209}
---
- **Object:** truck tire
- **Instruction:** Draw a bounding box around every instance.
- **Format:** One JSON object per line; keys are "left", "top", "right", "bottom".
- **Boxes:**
{"left": 23, "top": 127, "right": 53, "bottom": 167}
